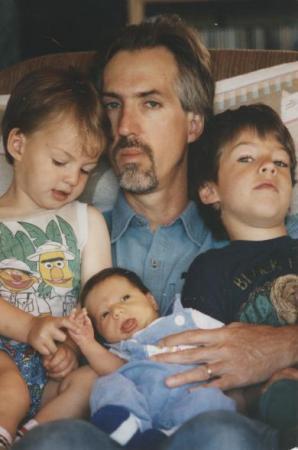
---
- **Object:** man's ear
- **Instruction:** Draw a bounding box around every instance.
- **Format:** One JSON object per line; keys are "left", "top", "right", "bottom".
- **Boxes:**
{"left": 7, "top": 128, "right": 26, "bottom": 161}
{"left": 187, "top": 113, "right": 204, "bottom": 143}
{"left": 146, "top": 292, "right": 159, "bottom": 313}
{"left": 199, "top": 182, "right": 220, "bottom": 205}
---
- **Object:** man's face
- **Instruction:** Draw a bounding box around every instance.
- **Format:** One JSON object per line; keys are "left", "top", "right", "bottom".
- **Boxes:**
{"left": 102, "top": 47, "right": 202, "bottom": 195}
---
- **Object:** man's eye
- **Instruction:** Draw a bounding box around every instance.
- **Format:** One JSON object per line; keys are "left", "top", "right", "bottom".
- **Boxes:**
{"left": 238, "top": 156, "right": 253, "bottom": 163}
{"left": 122, "top": 295, "right": 130, "bottom": 302}
{"left": 274, "top": 160, "right": 289, "bottom": 168}
{"left": 145, "top": 101, "right": 160, "bottom": 109}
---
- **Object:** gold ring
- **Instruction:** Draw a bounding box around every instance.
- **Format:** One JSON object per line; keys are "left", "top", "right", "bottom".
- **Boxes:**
{"left": 206, "top": 365, "right": 213, "bottom": 379}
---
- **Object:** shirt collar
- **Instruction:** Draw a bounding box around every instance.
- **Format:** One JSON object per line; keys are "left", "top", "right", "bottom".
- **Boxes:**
{"left": 111, "top": 190, "right": 209, "bottom": 246}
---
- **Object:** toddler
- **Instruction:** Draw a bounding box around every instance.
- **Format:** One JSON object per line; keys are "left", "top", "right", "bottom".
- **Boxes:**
{"left": 0, "top": 67, "right": 111, "bottom": 447}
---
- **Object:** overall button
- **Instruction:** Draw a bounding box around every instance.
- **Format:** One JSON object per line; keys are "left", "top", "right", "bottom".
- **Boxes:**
{"left": 174, "top": 315, "right": 185, "bottom": 326}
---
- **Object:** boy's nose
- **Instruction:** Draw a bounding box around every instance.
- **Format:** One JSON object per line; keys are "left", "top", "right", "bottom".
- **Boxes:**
{"left": 260, "top": 161, "right": 277, "bottom": 175}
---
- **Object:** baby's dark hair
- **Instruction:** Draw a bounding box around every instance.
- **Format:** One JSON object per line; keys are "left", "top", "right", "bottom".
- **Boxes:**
{"left": 2, "top": 66, "right": 109, "bottom": 164}
{"left": 192, "top": 103, "right": 297, "bottom": 238}
{"left": 80, "top": 267, "right": 150, "bottom": 306}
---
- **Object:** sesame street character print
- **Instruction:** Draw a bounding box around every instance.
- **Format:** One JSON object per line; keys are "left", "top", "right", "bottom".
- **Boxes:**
{"left": 0, "top": 258, "right": 50, "bottom": 315}
{"left": 0, "top": 210, "right": 81, "bottom": 317}
{"left": 27, "top": 241, "right": 77, "bottom": 316}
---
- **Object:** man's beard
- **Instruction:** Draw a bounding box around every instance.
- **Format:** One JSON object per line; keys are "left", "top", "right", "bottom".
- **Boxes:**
{"left": 111, "top": 136, "right": 158, "bottom": 194}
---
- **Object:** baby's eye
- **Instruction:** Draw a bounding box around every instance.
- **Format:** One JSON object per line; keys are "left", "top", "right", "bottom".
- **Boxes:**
{"left": 274, "top": 160, "right": 289, "bottom": 168}
{"left": 237, "top": 156, "right": 253, "bottom": 163}
{"left": 122, "top": 294, "right": 130, "bottom": 302}
{"left": 102, "top": 311, "right": 109, "bottom": 318}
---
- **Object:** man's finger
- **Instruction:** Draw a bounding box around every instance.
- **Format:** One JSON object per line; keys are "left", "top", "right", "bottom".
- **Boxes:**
{"left": 158, "top": 328, "right": 222, "bottom": 348}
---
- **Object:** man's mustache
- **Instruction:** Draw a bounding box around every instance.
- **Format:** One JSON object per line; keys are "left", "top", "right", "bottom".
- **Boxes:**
{"left": 111, "top": 136, "right": 152, "bottom": 160}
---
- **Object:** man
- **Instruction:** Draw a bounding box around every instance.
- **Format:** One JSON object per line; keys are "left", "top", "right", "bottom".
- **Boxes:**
{"left": 98, "top": 14, "right": 215, "bottom": 316}
{"left": 12, "top": 14, "right": 296, "bottom": 450}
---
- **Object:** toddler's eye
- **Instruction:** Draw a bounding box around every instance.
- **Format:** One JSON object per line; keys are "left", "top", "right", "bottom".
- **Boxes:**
{"left": 52, "top": 159, "right": 66, "bottom": 166}
{"left": 122, "top": 294, "right": 130, "bottom": 302}
{"left": 102, "top": 311, "right": 109, "bottom": 318}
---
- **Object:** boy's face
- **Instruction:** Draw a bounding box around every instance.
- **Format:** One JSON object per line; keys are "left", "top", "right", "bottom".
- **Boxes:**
{"left": 85, "top": 275, "right": 159, "bottom": 343}
{"left": 200, "top": 129, "right": 293, "bottom": 239}
{"left": 8, "top": 114, "right": 100, "bottom": 211}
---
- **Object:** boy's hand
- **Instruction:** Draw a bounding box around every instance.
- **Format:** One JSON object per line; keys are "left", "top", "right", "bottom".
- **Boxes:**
{"left": 262, "top": 367, "right": 298, "bottom": 393}
{"left": 43, "top": 343, "right": 79, "bottom": 380}
{"left": 28, "top": 315, "right": 77, "bottom": 356}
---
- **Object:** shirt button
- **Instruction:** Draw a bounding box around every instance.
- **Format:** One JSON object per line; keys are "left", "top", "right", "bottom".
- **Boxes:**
{"left": 174, "top": 315, "right": 185, "bottom": 326}
{"left": 151, "top": 259, "right": 160, "bottom": 269}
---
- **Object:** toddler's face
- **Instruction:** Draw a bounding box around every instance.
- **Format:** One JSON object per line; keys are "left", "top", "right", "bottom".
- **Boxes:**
{"left": 200, "top": 129, "right": 292, "bottom": 239}
{"left": 9, "top": 113, "right": 100, "bottom": 211}
{"left": 85, "top": 275, "right": 159, "bottom": 343}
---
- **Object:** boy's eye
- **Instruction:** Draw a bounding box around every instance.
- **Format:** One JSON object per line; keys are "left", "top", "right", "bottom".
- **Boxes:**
{"left": 237, "top": 156, "right": 253, "bottom": 163}
{"left": 122, "top": 294, "right": 130, "bottom": 302}
{"left": 274, "top": 160, "right": 289, "bottom": 168}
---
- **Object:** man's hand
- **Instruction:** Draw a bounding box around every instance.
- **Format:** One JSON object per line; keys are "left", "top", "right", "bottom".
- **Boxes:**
{"left": 43, "top": 343, "right": 79, "bottom": 380}
{"left": 27, "top": 315, "right": 77, "bottom": 356}
{"left": 152, "top": 322, "right": 297, "bottom": 391}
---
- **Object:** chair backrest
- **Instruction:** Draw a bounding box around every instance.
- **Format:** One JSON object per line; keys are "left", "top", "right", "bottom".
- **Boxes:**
{"left": 0, "top": 48, "right": 297, "bottom": 94}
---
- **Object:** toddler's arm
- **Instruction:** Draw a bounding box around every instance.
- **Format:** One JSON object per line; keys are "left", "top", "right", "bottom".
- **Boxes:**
{"left": 69, "top": 308, "right": 125, "bottom": 375}
{"left": 0, "top": 296, "right": 75, "bottom": 355}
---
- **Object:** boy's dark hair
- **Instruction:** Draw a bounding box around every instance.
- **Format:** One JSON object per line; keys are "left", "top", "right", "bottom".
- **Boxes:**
{"left": 94, "top": 14, "right": 214, "bottom": 122}
{"left": 80, "top": 267, "right": 150, "bottom": 306}
{"left": 192, "top": 103, "right": 297, "bottom": 239}
{"left": 2, "top": 67, "right": 109, "bottom": 164}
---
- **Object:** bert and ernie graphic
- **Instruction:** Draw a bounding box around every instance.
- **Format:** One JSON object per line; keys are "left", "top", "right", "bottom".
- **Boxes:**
{"left": 0, "top": 216, "right": 80, "bottom": 317}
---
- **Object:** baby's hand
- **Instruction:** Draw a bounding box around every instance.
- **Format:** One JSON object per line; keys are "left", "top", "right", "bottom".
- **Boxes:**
{"left": 28, "top": 315, "right": 77, "bottom": 356}
{"left": 68, "top": 308, "right": 95, "bottom": 349}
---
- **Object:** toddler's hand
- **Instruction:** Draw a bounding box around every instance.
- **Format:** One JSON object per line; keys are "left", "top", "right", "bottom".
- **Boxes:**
{"left": 43, "top": 343, "right": 79, "bottom": 380}
{"left": 28, "top": 315, "right": 77, "bottom": 356}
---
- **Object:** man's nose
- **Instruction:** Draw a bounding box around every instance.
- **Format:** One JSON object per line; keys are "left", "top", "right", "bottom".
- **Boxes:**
{"left": 117, "top": 106, "right": 139, "bottom": 137}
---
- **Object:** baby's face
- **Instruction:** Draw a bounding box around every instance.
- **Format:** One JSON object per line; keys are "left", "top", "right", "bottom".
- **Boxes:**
{"left": 85, "top": 275, "right": 159, "bottom": 343}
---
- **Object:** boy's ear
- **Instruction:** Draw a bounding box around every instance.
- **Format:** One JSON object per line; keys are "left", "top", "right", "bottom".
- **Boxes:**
{"left": 187, "top": 113, "right": 204, "bottom": 143}
{"left": 7, "top": 128, "right": 26, "bottom": 161}
{"left": 146, "top": 292, "right": 159, "bottom": 313}
{"left": 199, "top": 182, "right": 220, "bottom": 205}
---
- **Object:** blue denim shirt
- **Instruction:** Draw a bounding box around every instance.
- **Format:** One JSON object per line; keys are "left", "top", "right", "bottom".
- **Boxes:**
{"left": 104, "top": 192, "right": 224, "bottom": 315}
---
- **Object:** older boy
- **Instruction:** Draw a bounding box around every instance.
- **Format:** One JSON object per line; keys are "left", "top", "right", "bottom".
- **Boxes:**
{"left": 181, "top": 103, "right": 298, "bottom": 448}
